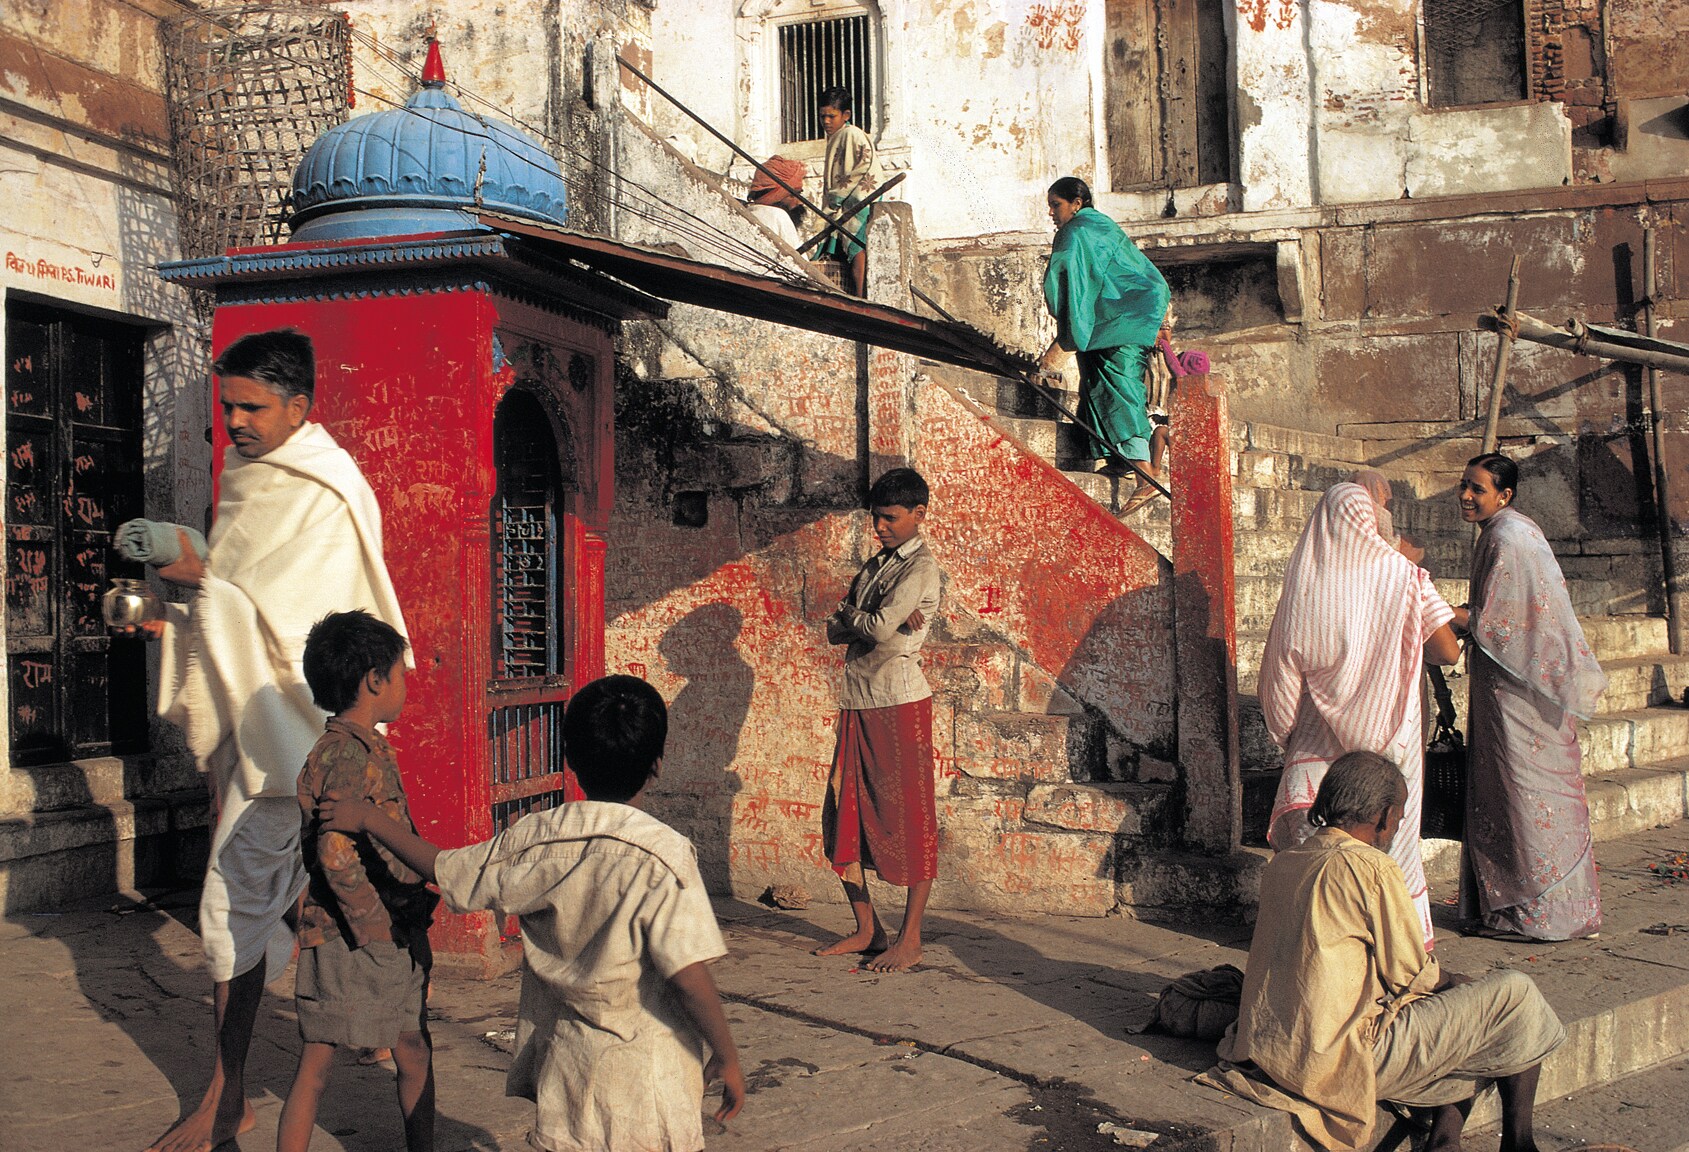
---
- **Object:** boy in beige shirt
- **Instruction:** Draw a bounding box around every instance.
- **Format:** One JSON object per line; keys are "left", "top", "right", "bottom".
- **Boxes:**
{"left": 813, "top": 85, "right": 878, "bottom": 295}
{"left": 321, "top": 675, "right": 744, "bottom": 1151}
{"left": 813, "top": 467, "right": 942, "bottom": 973}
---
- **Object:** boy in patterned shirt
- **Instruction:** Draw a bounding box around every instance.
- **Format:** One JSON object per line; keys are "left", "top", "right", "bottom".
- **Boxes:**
{"left": 282, "top": 610, "right": 437, "bottom": 1152}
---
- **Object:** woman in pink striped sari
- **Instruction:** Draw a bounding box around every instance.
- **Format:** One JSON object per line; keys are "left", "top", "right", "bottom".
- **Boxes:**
{"left": 1261, "top": 482, "right": 1462, "bottom": 947}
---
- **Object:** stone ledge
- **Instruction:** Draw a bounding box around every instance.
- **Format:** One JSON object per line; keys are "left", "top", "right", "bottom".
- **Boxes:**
{"left": 0, "top": 791, "right": 209, "bottom": 865}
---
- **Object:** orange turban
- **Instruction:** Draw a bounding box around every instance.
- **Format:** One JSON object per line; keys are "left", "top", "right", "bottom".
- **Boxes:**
{"left": 749, "top": 156, "right": 807, "bottom": 203}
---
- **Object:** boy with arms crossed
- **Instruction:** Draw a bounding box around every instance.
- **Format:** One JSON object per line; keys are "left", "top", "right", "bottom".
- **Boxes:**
{"left": 814, "top": 467, "right": 942, "bottom": 972}
{"left": 320, "top": 675, "right": 744, "bottom": 1150}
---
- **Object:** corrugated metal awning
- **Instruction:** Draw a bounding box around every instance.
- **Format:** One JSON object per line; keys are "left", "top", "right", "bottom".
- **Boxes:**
{"left": 477, "top": 211, "right": 1036, "bottom": 380}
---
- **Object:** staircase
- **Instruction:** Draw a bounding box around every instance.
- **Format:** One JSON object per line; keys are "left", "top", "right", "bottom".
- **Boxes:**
{"left": 938, "top": 365, "right": 1689, "bottom": 868}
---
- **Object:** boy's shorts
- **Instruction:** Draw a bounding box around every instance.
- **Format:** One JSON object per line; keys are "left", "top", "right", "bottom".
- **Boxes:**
{"left": 296, "top": 935, "right": 429, "bottom": 1048}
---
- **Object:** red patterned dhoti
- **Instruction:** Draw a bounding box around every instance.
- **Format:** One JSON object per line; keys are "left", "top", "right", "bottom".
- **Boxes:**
{"left": 822, "top": 698, "right": 938, "bottom": 886}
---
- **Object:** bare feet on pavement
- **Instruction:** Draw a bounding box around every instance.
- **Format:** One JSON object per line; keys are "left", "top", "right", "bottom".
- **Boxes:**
{"left": 145, "top": 1097, "right": 255, "bottom": 1152}
{"left": 812, "top": 929, "right": 887, "bottom": 957}
{"left": 864, "top": 938, "right": 921, "bottom": 972}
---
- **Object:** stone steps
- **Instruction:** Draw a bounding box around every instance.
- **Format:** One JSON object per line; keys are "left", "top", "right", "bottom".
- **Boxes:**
{"left": 0, "top": 788, "right": 208, "bottom": 913}
{"left": 1582, "top": 706, "right": 1689, "bottom": 775}
{"left": 952, "top": 710, "right": 1102, "bottom": 784}
{"left": 0, "top": 756, "right": 200, "bottom": 817}
{"left": 1587, "top": 759, "right": 1689, "bottom": 841}
{"left": 1597, "top": 653, "right": 1689, "bottom": 714}
{"left": 1581, "top": 613, "right": 1673, "bottom": 662}
{"left": 925, "top": 379, "right": 1686, "bottom": 906}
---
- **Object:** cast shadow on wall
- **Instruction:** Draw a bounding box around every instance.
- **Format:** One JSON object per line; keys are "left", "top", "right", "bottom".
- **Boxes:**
{"left": 649, "top": 602, "right": 754, "bottom": 890}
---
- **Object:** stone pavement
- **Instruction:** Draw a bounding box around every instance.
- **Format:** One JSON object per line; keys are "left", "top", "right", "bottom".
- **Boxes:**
{"left": 3, "top": 823, "right": 1687, "bottom": 1152}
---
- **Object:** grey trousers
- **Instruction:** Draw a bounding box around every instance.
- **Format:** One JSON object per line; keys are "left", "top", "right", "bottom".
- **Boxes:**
{"left": 1374, "top": 969, "right": 1565, "bottom": 1107}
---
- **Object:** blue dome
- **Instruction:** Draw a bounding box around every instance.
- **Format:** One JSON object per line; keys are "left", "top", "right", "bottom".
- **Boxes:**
{"left": 289, "top": 80, "right": 568, "bottom": 243}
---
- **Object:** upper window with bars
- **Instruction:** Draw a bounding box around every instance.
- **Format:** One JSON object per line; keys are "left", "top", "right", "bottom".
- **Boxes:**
{"left": 778, "top": 11, "right": 876, "bottom": 143}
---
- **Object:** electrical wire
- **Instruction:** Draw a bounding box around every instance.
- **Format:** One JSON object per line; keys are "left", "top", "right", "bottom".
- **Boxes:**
{"left": 341, "top": 27, "right": 805, "bottom": 280}
{"left": 143, "top": 4, "right": 812, "bottom": 282}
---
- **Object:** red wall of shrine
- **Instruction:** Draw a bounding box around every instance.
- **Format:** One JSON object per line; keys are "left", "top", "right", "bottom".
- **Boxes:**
{"left": 207, "top": 279, "right": 613, "bottom": 974}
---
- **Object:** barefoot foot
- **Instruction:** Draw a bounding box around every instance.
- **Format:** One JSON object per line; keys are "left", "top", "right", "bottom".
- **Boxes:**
{"left": 144, "top": 1098, "right": 255, "bottom": 1152}
{"left": 863, "top": 937, "right": 922, "bottom": 972}
{"left": 812, "top": 929, "right": 887, "bottom": 957}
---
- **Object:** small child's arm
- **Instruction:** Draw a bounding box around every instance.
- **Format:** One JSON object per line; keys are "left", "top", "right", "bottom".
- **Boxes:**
{"left": 320, "top": 794, "right": 441, "bottom": 883}
{"left": 668, "top": 961, "right": 745, "bottom": 1121}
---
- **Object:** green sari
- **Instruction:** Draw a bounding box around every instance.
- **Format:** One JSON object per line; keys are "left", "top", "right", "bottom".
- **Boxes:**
{"left": 1044, "top": 207, "right": 1170, "bottom": 462}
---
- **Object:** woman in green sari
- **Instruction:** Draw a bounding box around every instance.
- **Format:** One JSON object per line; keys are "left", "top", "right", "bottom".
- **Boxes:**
{"left": 1040, "top": 177, "right": 1170, "bottom": 506}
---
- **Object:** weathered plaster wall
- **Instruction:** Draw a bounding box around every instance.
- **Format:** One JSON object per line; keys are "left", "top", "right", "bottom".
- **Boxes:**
{"left": 647, "top": 0, "right": 1103, "bottom": 240}
{"left": 0, "top": 0, "right": 207, "bottom": 903}
{"left": 925, "top": 182, "right": 1688, "bottom": 578}
{"left": 599, "top": 113, "right": 1182, "bottom": 909}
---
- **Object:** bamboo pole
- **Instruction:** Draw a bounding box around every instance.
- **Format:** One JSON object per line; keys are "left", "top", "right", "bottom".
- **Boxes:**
{"left": 1482, "top": 255, "right": 1522, "bottom": 454}
{"left": 1509, "top": 311, "right": 1689, "bottom": 375}
{"left": 1642, "top": 227, "right": 1685, "bottom": 653}
{"left": 794, "top": 173, "right": 906, "bottom": 255}
{"left": 616, "top": 56, "right": 867, "bottom": 262}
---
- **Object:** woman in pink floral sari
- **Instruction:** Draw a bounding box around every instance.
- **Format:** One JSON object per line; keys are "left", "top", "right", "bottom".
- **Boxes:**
{"left": 1452, "top": 453, "right": 1607, "bottom": 941}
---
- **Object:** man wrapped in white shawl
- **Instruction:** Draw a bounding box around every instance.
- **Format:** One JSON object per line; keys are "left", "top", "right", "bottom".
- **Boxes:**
{"left": 143, "top": 330, "right": 406, "bottom": 1152}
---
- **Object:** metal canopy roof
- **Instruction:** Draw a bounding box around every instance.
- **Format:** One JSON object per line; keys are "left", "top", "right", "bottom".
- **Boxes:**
{"left": 478, "top": 211, "right": 1037, "bottom": 380}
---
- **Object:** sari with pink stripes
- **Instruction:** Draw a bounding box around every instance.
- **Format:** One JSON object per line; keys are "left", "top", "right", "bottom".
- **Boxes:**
{"left": 1260, "top": 483, "right": 1455, "bottom": 947}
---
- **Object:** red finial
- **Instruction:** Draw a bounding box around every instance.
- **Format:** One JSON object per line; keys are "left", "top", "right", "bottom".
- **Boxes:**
{"left": 421, "top": 37, "right": 446, "bottom": 87}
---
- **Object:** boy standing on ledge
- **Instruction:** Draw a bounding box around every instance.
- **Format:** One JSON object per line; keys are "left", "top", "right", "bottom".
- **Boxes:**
{"left": 813, "top": 85, "right": 878, "bottom": 296}
{"left": 814, "top": 467, "right": 942, "bottom": 972}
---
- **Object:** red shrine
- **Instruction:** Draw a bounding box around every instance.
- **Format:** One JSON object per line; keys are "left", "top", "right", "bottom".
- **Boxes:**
{"left": 159, "top": 42, "right": 663, "bottom": 975}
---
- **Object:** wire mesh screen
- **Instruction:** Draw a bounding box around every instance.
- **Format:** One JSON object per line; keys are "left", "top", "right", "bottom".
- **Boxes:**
{"left": 1423, "top": 0, "right": 1527, "bottom": 107}
{"left": 778, "top": 15, "right": 873, "bottom": 143}
{"left": 161, "top": 7, "right": 352, "bottom": 259}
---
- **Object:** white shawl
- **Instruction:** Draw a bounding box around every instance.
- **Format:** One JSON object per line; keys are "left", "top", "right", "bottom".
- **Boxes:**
{"left": 160, "top": 422, "right": 407, "bottom": 799}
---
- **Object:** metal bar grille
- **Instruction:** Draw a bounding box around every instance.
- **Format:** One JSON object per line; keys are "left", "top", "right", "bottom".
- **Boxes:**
{"left": 778, "top": 15, "right": 873, "bottom": 143}
{"left": 488, "top": 701, "right": 567, "bottom": 832}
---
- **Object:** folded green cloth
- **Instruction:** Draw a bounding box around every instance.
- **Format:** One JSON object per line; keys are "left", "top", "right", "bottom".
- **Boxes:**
{"left": 115, "top": 519, "right": 209, "bottom": 566}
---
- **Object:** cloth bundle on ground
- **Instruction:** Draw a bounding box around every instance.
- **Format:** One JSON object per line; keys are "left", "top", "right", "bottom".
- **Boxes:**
{"left": 114, "top": 519, "right": 209, "bottom": 566}
{"left": 1142, "top": 964, "right": 1244, "bottom": 1040}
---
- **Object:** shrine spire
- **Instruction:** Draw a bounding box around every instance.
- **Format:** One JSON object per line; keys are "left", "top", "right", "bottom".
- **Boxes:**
{"left": 421, "top": 37, "right": 447, "bottom": 88}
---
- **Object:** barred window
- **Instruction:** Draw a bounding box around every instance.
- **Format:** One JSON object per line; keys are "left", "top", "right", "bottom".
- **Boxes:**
{"left": 778, "top": 12, "right": 875, "bottom": 143}
{"left": 1424, "top": 0, "right": 1527, "bottom": 107}
{"left": 493, "top": 387, "right": 562, "bottom": 681}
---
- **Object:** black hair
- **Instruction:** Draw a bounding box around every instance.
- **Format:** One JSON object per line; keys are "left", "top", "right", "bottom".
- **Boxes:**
{"left": 562, "top": 675, "right": 668, "bottom": 802}
{"left": 867, "top": 466, "right": 929, "bottom": 510}
{"left": 213, "top": 329, "right": 315, "bottom": 406}
{"left": 1308, "top": 751, "right": 1407, "bottom": 829}
{"left": 819, "top": 86, "right": 853, "bottom": 114}
{"left": 1466, "top": 451, "right": 1519, "bottom": 497}
{"left": 1047, "top": 176, "right": 1094, "bottom": 207}
{"left": 303, "top": 610, "right": 409, "bottom": 715}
